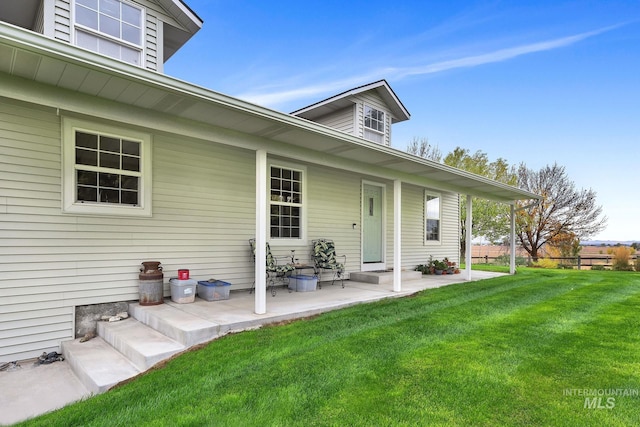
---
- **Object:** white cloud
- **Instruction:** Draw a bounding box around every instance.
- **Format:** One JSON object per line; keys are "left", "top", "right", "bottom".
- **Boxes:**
{"left": 393, "top": 25, "right": 621, "bottom": 78}
{"left": 236, "top": 24, "right": 622, "bottom": 109}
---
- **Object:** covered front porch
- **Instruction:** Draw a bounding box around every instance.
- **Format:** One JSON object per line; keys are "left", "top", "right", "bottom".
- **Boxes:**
{"left": 63, "top": 270, "right": 506, "bottom": 395}
{"left": 10, "top": 271, "right": 504, "bottom": 423}
{"left": 158, "top": 270, "right": 504, "bottom": 329}
{"left": 252, "top": 149, "right": 539, "bottom": 316}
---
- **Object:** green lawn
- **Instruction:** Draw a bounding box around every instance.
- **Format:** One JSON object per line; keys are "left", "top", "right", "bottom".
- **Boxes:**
{"left": 20, "top": 269, "right": 640, "bottom": 426}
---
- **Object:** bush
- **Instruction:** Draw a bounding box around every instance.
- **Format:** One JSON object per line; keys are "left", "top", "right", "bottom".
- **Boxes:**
{"left": 532, "top": 258, "right": 558, "bottom": 269}
{"left": 591, "top": 265, "right": 607, "bottom": 271}
{"left": 636, "top": 257, "right": 640, "bottom": 272}
{"left": 611, "top": 246, "right": 633, "bottom": 271}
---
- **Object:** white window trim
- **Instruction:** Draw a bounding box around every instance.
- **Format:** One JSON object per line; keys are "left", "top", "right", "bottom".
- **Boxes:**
{"left": 363, "top": 104, "right": 386, "bottom": 135}
{"left": 424, "top": 190, "right": 441, "bottom": 245}
{"left": 62, "top": 116, "right": 152, "bottom": 217}
{"left": 71, "top": 0, "right": 145, "bottom": 66}
{"left": 268, "top": 162, "right": 307, "bottom": 246}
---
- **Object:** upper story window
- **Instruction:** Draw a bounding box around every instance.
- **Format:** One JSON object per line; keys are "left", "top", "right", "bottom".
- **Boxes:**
{"left": 270, "top": 165, "right": 305, "bottom": 241}
{"left": 63, "top": 117, "right": 152, "bottom": 217}
{"left": 425, "top": 192, "right": 441, "bottom": 243}
{"left": 74, "top": 0, "right": 144, "bottom": 66}
{"left": 364, "top": 105, "right": 385, "bottom": 143}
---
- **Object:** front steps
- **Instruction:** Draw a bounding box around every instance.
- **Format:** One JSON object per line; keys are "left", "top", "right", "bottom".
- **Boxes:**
{"left": 60, "top": 272, "right": 424, "bottom": 395}
{"left": 62, "top": 301, "right": 227, "bottom": 394}
{"left": 96, "top": 319, "right": 185, "bottom": 371}
{"left": 62, "top": 336, "right": 140, "bottom": 394}
{"left": 349, "top": 270, "right": 423, "bottom": 284}
{"left": 129, "top": 303, "right": 221, "bottom": 347}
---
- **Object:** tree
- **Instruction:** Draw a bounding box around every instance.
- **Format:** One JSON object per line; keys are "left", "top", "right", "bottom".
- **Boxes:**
{"left": 407, "top": 137, "right": 442, "bottom": 162}
{"left": 547, "top": 231, "right": 582, "bottom": 266}
{"left": 443, "top": 148, "right": 517, "bottom": 258}
{"left": 515, "top": 163, "right": 607, "bottom": 261}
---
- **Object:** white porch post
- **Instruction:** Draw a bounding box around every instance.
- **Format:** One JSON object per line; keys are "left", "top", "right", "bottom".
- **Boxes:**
{"left": 464, "top": 195, "right": 472, "bottom": 280}
{"left": 255, "top": 150, "right": 267, "bottom": 314}
{"left": 510, "top": 204, "right": 516, "bottom": 275}
{"left": 393, "top": 180, "right": 402, "bottom": 292}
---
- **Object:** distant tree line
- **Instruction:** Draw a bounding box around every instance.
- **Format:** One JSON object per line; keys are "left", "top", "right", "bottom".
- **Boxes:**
{"left": 407, "top": 137, "right": 607, "bottom": 261}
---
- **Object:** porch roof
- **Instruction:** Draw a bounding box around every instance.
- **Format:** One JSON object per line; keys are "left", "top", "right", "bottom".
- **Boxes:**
{"left": 0, "top": 23, "right": 540, "bottom": 204}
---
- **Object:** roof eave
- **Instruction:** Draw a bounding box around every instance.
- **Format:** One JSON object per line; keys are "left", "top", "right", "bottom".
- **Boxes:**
{"left": 291, "top": 79, "right": 410, "bottom": 123}
{"left": 0, "top": 23, "right": 539, "bottom": 204}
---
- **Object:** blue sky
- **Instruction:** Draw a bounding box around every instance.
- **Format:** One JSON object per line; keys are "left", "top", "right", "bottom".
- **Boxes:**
{"left": 166, "top": 1, "right": 640, "bottom": 242}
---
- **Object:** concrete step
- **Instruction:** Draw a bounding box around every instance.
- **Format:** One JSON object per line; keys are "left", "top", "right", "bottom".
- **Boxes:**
{"left": 129, "top": 302, "right": 222, "bottom": 347}
{"left": 350, "top": 270, "right": 423, "bottom": 284}
{"left": 97, "top": 318, "right": 185, "bottom": 371}
{"left": 61, "top": 336, "right": 141, "bottom": 394}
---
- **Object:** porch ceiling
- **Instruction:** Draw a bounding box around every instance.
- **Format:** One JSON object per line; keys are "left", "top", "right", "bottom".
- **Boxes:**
{"left": 0, "top": 23, "right": 540, "bottom": 204}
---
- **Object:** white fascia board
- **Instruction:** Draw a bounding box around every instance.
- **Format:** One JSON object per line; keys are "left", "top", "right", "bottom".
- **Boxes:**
{"left": 0, "top": 23, "right": 539, "bottom": 203}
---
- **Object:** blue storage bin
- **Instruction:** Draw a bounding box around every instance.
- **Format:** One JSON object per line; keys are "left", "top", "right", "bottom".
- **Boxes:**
{"left": 197, "top": 280, "right": 231, "bottom": 301}
{"left": 288, "top": 275, "right": 317, "bottom": 292}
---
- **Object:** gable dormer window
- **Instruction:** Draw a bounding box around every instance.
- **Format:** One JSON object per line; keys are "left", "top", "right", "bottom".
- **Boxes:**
{"left": 364, "top": 105, "right": 385, "bottom": 143}
{"left": 74, "top": 0, "right": 144, "bottom": 66}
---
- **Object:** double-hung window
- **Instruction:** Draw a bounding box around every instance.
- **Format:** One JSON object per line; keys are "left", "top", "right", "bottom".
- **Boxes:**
{"left": 270, "top": 165, "right": 304, "bottom": 240}
{"left": 364, "top": 105, "right": 385, "bottom": 143}
{"left": 425, "top": 192, "right": 441, "bottom": 243}
{"left": 63, "top": 117, "right": 152, "bottom": 216}
{"left": 74, "top": 0, "right": 144, "bottom": 66}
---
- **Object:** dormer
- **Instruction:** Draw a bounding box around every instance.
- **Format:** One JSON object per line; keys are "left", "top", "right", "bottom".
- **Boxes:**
{"left": 0, "top": 0, "right": 202, "bottom": 72}
{"left": 291, "top": 80, "right": 410, "bottom": 146}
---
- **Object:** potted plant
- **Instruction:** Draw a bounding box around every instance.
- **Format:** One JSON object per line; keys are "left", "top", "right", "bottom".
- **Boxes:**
{"left": 415, "top": 264, "right": 427, "bottom": 274}
{"left": 444, "top": 258, "right": 455, "bottom": 274}
{"left": 428, "top": 256, "right": 436, "bottom": 274}
{"left": 434, "top": 260, "right": 447, "bottom": 275}
{"left": 415, "top": 256, "right": 437, "bottom": 275}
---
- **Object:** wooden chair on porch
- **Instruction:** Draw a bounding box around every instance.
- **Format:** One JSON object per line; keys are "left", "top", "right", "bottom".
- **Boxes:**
{"left": 249, "top": 238, "right": 294, "bottom": 296}
{"left": 311, "top": 239, "right": 346, "bottom": 288}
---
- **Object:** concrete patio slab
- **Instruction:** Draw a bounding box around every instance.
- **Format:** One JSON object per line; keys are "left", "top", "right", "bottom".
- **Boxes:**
{"left": 0, "top": 271, "right": 503, "bottom": 425}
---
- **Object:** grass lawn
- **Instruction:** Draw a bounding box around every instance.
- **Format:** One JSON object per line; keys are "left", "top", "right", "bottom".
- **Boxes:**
{"left": 19, "top": 269, "right": 640, "bottom": 426}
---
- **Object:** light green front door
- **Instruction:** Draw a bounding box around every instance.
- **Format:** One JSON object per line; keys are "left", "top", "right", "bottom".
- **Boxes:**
{"left": 363, "top": 184, "right": 384, "bottom": 264}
